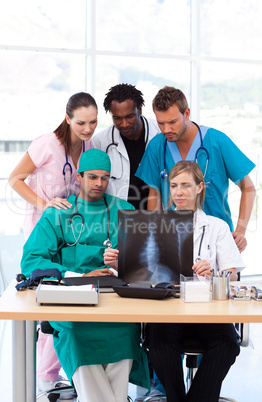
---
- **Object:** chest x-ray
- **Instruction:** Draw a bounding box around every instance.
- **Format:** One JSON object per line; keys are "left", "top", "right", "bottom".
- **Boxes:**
{"left": 118, "top": 210, "right": 193, "bottom": 285}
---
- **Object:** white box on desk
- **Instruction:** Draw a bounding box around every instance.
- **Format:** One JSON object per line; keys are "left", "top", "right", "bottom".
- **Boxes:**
{"left": 36, "top": 283, "right": 99, "bottom": 305}
{"left": 180, "top": 274, "right": 211, "bottom": 303}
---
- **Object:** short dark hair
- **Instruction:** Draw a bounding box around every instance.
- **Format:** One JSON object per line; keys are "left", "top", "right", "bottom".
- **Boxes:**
{"left": 103, "top": 83, "right": 145, "bottom": 112}
{"left": 152, "top": 86, "right": 188, "bottom": 114}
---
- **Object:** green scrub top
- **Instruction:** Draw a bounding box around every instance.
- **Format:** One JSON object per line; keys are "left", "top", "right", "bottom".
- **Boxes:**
{"left": 21, "top": 193, "right": 150, "bottom": 391}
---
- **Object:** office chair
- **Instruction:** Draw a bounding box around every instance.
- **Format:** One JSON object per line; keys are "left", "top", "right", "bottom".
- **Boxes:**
{"left": 143, "top": 322, "right": 249, "bottom": 402}
{"left": 37, "top": 321, "right": 133, "bottom": 401}
{"left": 37, "top": 384, "right": 77, "bottom": 402}
{"left": 36, "top": 322, "right": 77, "bottom": 401}
{"left": 181, "top": 322, "right": 249, "bottom": 402}
{"left": 181, "top": 273, "right": 250, "bottom": 401}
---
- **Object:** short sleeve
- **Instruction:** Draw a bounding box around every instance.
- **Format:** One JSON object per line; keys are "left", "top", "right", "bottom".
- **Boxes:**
{"left": 217, "top": 131, "right": 255, "bottom": 184}
{"left": 135, "top": 135, "right": 162, "bottom": 191}
{"left": 27, "top": 132, "right": 58, "bottom": 169}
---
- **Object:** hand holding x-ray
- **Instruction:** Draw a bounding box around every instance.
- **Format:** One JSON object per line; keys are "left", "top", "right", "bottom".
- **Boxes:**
{"left": 104, "top": 248, "right": 119, "bottom": 270}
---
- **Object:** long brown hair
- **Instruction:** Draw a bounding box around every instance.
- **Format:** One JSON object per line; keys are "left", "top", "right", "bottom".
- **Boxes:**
{"left": 54, "top": 92, "right": 97, "bottom": 155}
{"left": 168, "top": 161, "right": 205, "bottom": 209}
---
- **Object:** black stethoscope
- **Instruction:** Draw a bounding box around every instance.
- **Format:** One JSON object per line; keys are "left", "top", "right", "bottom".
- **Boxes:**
{"left": 105, "top": 117, "right": 149, "bottom": 180}
{"left": 160, "top": 122, "right": 210, "bottom": 180}
{"left": 62, "top": 142, "right": 85, "bottom": 196}
{"left": 63, "top": 195, "right": 112, "bottom": 248}
{"left": 195, "top": 225, "right": 206, "bottom": 263}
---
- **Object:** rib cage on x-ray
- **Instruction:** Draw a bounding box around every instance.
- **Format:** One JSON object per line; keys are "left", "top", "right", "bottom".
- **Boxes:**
{"left": 118, "top": 210, "right": 193, "bottom": 285}
{"left": 138, "top": 221, "right": 179, "bottom": 283}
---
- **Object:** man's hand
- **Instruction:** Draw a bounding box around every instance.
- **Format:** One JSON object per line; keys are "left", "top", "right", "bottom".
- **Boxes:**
{"left": 103, "top": 248, "right": 119, "bottom": 270}
{"left": 232, "top": 232, "right": 247, "bottom": 253}
{"left": 83, "top": 268, "right": 114, "bottom": 277}
{"left": 233, "top": 175, "right": 256, "bottom": 252}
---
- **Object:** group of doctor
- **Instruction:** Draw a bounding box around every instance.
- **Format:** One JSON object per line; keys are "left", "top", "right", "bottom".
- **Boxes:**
{"left": 9, "top": 83, "right": 256, "bottom": 402}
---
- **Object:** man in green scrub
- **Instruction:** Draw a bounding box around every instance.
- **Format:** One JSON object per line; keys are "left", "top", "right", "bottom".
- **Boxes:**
{"left": 21, "top": 148, "right": 150, "bottom": 402}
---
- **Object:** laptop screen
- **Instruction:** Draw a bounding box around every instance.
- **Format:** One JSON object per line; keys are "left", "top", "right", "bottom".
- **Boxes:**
{"left": 118, "top": 210, "right": 194, "bottom": 285}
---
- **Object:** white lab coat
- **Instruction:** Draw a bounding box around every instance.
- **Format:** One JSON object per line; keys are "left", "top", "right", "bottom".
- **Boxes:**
{"left": 92, "top": 116, "right": 160, "bottom": 200}
{"left": 194, "top": 209, "right": 245, "bottom": 273}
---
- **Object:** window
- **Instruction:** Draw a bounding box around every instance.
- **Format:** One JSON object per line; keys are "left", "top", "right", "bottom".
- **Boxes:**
{"left": 1, "top": 0, "right": 261, "bottom": 275}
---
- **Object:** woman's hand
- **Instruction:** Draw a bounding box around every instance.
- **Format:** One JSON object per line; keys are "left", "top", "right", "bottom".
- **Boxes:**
{"left": 192, "top": 259, "right": 212, "bottom": 277}
{"left": 44, "top": 197, "right": 72, "bottom": 210}
{"left": 223, "top": 268, "right": 237, "bottom": 281}
{"left": 83, "top": 268, "right": 114, "bottom": 277}
{"left": 104, "top": 248, "right": 119, "bottom": 270}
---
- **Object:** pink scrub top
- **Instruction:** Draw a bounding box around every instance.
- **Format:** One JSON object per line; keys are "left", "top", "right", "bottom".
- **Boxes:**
{"left": 24, "top": 132, "right": 92, "bottom": 239}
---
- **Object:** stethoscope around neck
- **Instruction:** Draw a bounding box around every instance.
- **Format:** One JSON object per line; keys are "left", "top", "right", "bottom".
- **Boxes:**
{"left": 105, "top": 117, "right": 149, "bottom": 180}
{"left": 160, "top": 122, "right": 210, "bottom": 180}
{"left": 62, "top": 195, "right": 112, "bottom": 248}
{"left": 62, "top": 141, "right": 85, "bottom": 196}
{"left": 195, "top": 225, "right": 206, "bottom": 263}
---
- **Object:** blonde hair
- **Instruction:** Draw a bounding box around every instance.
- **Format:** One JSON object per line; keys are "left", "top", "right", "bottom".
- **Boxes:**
{"left": 168, "top": 161, "right": 205, "bottom": 209}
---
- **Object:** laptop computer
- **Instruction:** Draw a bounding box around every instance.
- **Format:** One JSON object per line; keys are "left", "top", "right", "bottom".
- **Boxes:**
{"left": 118, "top": 210, "right": 194, "bottom": 286}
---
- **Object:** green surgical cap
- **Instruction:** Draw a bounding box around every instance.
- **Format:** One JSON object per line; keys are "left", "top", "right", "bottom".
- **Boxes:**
{"left": 78, "top": 149, "right": 111, "bottom": 173}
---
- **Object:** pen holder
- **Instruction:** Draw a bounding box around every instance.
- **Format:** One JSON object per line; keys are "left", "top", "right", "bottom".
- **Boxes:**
{"left": 212, "top": 276, "right": 230, "bottom": 300}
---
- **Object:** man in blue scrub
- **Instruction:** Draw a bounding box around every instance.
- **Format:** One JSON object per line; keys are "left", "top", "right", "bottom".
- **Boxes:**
{"left": 136, "top": 86, "right": 256, "bottom": 252}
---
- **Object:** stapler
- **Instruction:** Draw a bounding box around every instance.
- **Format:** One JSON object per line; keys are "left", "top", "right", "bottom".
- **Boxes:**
{"left": 251, "top": 286, "right": 262, "bottom": 300}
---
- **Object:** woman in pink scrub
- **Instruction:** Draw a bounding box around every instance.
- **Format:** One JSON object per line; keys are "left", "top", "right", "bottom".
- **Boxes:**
{"left": 9, "top": 92, "right": 97, "bottom": 392}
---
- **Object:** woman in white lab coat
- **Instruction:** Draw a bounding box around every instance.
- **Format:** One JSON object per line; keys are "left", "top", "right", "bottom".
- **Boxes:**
{"left": 104, "top": 161, "right": 244, "bottom": 402}
{"left": 146, "top": 161, "right": 244, "bottom": 402}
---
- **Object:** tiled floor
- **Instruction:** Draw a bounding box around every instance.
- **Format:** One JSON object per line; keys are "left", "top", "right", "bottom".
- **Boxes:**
{"left": 0, "top": 320, "right": 262, "bottom": 401}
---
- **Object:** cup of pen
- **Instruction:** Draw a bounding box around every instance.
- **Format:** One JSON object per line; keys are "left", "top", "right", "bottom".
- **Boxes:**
{"left": 212, "top": 271, "right": 230, "bottom": 300}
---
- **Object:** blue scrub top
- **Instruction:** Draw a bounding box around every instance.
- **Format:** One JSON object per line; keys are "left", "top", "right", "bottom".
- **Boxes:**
{"left": 135, "top": 128, "right": 255, "bottom": 231}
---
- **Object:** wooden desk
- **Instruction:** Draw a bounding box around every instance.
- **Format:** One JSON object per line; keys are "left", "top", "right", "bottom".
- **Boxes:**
{"left": 1, "top": 280, "right": 262, "bottom": 402}
{"left": 1, "top": 280, "right": 262, "bottom": 323}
